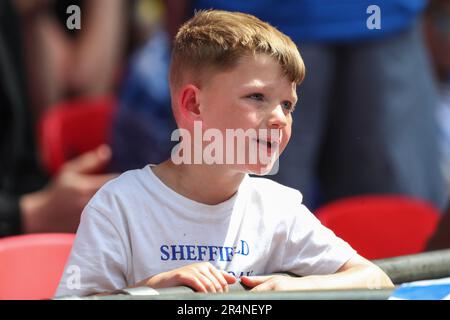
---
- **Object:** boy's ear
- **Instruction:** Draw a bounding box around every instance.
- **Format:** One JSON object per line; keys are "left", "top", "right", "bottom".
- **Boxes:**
{"left": 179, "top": 84, "right": 202, "bottom": 121}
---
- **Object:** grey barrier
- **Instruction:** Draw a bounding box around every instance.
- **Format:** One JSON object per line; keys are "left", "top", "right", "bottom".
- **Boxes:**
{"left": 373, "top": 249, "right": 450, "bottom": 284}
{"left": 59, "top": 249, "right": 450, "bottom": 300}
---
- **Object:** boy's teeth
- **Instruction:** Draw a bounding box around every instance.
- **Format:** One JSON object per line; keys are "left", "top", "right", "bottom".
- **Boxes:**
{"left": 256, "top": 139, "right": 273, "bottom": 148}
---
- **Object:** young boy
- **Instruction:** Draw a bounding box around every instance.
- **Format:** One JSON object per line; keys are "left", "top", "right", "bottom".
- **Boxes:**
{"left": 56, "top": 10, "right": 393, "bottom": 297}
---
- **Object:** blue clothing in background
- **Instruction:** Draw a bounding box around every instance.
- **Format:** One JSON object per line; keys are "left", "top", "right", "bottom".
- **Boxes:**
{"left": 194, "top": 0, "right": 426, "bottom": 42}
{"left": 389, "top": 277, "right": 450, "bottom": 300}
{"left": 111, "top": 29, "right": 176, "bottom": 171}
{"left": 194, "top": 0, "right": 446, "bottom": 210}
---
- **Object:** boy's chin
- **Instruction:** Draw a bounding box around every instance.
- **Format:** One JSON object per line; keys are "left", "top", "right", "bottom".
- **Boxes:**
{"left": 244, "top": 162, "right": 279, "bottom": 176}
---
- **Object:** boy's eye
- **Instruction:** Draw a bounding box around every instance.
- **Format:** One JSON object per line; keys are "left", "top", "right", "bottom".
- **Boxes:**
{"left": 282, "top": 101, "right": 295, "bottom": 112}
{"left": 248, "top": 93, "right": 264, "bottom": 101}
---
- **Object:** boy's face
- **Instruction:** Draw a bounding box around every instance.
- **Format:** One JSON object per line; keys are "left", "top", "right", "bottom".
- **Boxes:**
{"left": 197, "top": 53, "right": 298, "bottom": 175}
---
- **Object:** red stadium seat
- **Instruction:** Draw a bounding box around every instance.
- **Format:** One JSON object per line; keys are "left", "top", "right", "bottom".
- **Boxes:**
{"left": 38, "top": 95, "right": 117, "bottom": 175}
{"left": 315, "top": 195, "right": 441, "bottom": 260}
{"left": 0, "top": 233, "right": 75, "bottom": 300}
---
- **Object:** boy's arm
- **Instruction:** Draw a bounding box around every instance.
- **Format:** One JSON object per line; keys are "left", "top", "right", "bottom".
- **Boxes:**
{"left": 131, "top": 262, "right": 236, "bottom": 293}
{"left": 54, "top": 203, "right": 128, "bottom": 298}
{"left": 241, "top": 254, "right": 394, "bottom": 292}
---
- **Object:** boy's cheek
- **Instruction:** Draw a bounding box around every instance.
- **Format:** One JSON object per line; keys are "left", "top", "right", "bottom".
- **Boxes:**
{"left": 283, "top": 124, "right": 292, "bottom": 143}
{"left": 279, "top": 128, "right": 292, "bottom": 153}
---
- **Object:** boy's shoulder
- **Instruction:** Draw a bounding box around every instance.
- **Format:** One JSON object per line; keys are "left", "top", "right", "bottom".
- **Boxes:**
{"left": 247, "top": 175, "right": 304, "bottom": 204}
{"left": 104, "top": 167, "right": 148, "bottom": 191}
{"left": 88, "top": 166, "right": 151, "bottom": 205}
{"left": 244, "top": 176, "right": 310, "bottom": 223}
{"left": 93, "top": 168, "right": 304, "bottom": 202}
{"left": 87, "top": 169, "right": 306, "bottom": 216}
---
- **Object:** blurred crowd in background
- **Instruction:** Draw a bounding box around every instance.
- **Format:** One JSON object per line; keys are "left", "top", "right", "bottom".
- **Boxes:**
{"left": 1, "top": 0, "right": 450, "bottom": 249}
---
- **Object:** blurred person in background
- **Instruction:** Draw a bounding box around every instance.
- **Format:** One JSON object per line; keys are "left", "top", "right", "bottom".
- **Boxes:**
{"left": 13, "top": 0, "right": 129, "bottom": 120}
{"left": 0, "top": 0, "right": 117, "bottom": 237}
{"left": 110, "top": 0, "right": 447, "bottom": 210}
{"left": 423, "top": 0, "right": 450, "bottom": 252}
{"left": 110, "top": 0, "right": 178, "bottom": 171}
{"left": 171, "top": 0, "right": 447, "bottom": 210}
{"left": 427, "top": 201, "right": 450, "bottom": 250}
{"left": 424, "top": 0, "right": 450, "bottom": 193}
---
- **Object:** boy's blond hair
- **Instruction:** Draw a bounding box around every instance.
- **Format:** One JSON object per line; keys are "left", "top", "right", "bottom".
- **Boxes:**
{"left": 169, "top": 10, "right": 305, "bottom": 92}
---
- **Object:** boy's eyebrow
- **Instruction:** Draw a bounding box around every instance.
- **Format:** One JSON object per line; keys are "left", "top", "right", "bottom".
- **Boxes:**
{"left": 241, "top": 81, "right": 293, "bottom": 94}
{"left": 241, "top": 80, "right": 275, "bottom": 90}
{"left": 242, "top": 81, "right": 298, "bottom": 103}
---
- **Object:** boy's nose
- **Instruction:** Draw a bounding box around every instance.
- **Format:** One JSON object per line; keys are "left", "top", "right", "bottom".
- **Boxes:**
{"left": 267, "top": 105, "right": 288, "bottom": 129}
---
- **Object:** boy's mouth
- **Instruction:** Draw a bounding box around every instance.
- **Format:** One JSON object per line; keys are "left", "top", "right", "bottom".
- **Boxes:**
{"left": 256, "top": 138, "right": 278, "bottom": 150}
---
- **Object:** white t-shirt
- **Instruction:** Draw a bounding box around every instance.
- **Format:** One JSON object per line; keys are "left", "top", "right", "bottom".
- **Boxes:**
{"left": 55, "top": 166, "right": 356, "bottom": 297}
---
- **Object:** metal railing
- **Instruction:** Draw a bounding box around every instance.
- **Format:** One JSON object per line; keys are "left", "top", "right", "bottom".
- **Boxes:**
{"left": 59, "top": 249, "right": 450, "bottom": 300}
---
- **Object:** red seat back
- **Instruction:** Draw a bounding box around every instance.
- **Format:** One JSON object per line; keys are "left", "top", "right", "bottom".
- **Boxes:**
{"left": 315, "top": 195, "right": 441, "bottom": 260}
{"left": 38, "top": 95, "right": 116, "bottom": 175}
{"left": 0, "top": 233, "right": 75, "bottom": 300}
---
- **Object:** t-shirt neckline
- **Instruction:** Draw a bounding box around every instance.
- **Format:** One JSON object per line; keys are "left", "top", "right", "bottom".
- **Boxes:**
{"left": 144, "top": 165, "right": 249, "bottom": 220}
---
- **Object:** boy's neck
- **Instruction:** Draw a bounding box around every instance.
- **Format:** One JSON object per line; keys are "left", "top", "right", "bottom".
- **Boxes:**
{"left": 151, "top": 160, "right": 246, "bottom": 205}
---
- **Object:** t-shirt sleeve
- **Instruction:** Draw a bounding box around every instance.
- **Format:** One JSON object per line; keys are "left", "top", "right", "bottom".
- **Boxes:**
{"left": 281, "top": 202, "right": 357, "bottom": 276}
{"left": 55, "top": 205, "right": 129, "bottom": 298}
